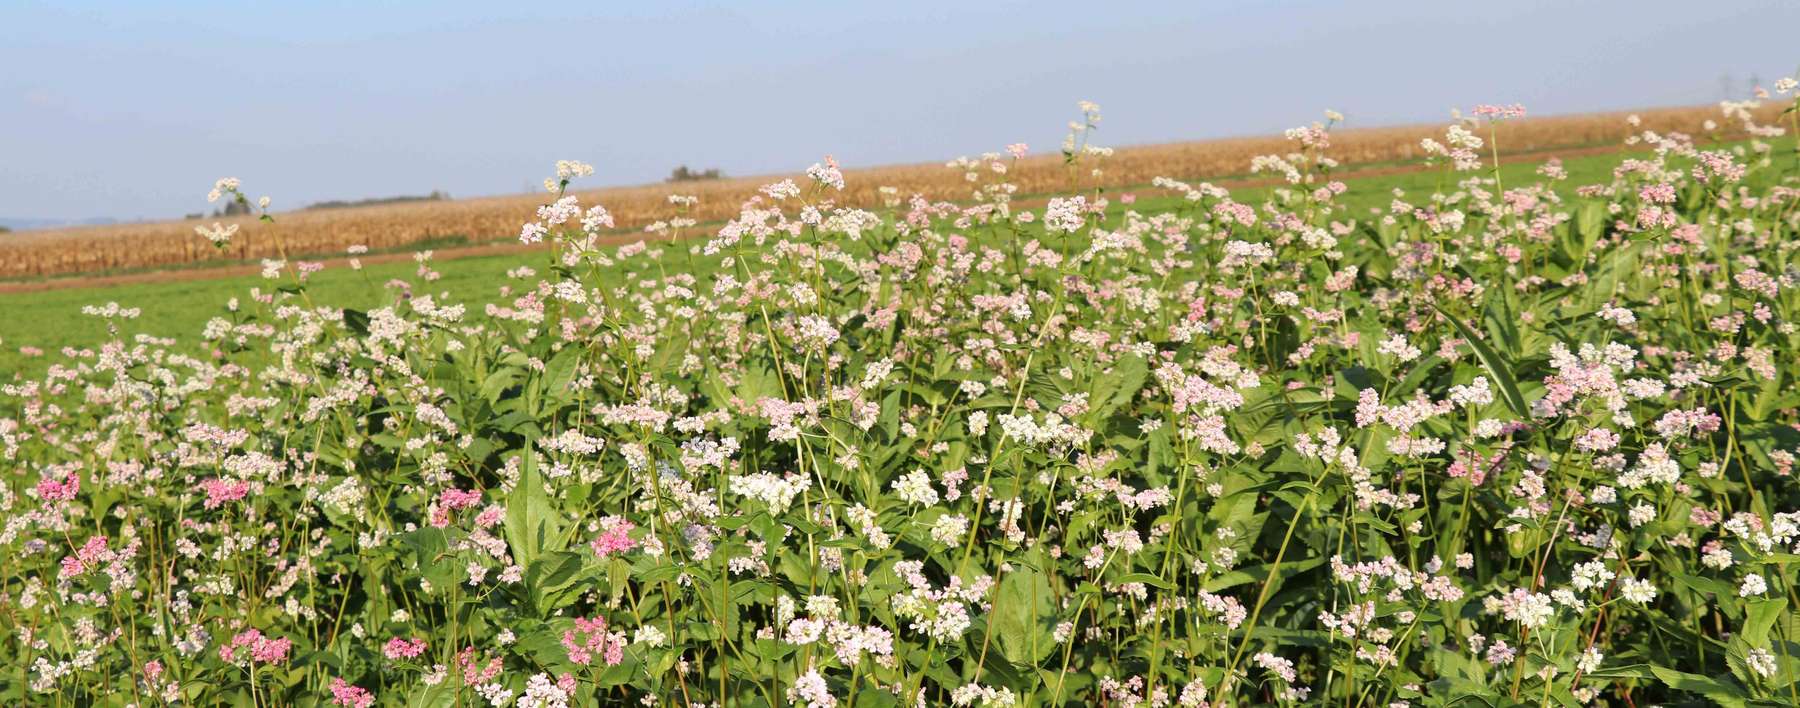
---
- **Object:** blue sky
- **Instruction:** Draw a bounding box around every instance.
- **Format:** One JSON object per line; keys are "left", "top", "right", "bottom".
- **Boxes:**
{"left": 2, "top": 1, "right": 1795, "bottom": 222}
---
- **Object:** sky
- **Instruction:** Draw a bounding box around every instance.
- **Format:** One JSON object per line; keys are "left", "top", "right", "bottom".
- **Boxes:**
{"left": 1, "top": 1, "right": 1796, "bottom": 223}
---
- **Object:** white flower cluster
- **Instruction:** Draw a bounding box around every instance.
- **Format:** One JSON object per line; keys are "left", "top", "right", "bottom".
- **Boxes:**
{"left": 727, "top": 471, "right": 809, "bottom": 514}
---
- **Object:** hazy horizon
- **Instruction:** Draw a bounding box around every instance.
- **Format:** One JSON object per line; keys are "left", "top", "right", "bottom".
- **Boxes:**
{"left": 3, "top": 0, "right": 1795, "bottom": 224}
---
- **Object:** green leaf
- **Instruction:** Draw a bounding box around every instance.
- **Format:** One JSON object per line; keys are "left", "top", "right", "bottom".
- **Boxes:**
{"left": 1584, "top": 662, "right": 1655, "bottom": 680}
{"left": 480, "top": 366, "right": 524, "bottom": 404}
{"left": 341, "top": 308, "right": 370, "bottom": 336}
{"left": 504, "top": 449, "right": 562, "bottom": 570}
{"left": 992, "top": 562, "right": 1056, "bottom": 666}
{"left": 1742, "top": 597, "right": 1788, "bottom": 646}
{"left": 1648, "top": 665, "right": 1750, "bottom": 707}
{"left": 541, "top": 346, "right": 584, "bottom": 405}
{"left": 1088, "top": 354, "right": 1148, "bottom": 421}
{"left": 525, "top": 551, "right": 594, "bottom": 615}
{"left": 1204, "top": 555, "right": 1325, "bottom": 592}
{"left": 1113, "top": 572, "right": 1175, "bottom": 590}
{"left": 1432, "top": 303, "right": 1529, "bottom": 420}
{"left": 854, "top": 689, "right": 901, "bottom": 708}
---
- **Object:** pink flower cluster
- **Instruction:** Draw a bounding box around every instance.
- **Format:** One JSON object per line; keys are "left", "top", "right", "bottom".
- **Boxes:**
{"left": 59, "top": 535, "right": 111, "bottom": 578}
{"left": 201, "top": 478, "right": 251, "bottom": 509}
{"left": 590, "top": 519, "right": 638, "bottom": 558}
{"left": 430, "top": 487, "right": 484, "bottom": 527}
{"left": 219, "top": 629, "right": 292, "bottom": 665}
{"left": 383, "top": 636, "right": 428, "bottom": 661}
{"left": 329, "top": 677, "right": 375, "bottom": 708}
{"left": 562, "top": 616, "right": 626, "bottom": 667}
{"left": 1471, "top": 103, "right": 1527, "bottom": 120}
{"left": 36, "top": 471, "right": 80, "bottom": 503}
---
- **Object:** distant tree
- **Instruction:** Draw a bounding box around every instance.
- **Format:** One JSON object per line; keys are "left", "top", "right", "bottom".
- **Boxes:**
{"left": 667, "top": 165, "right": 725, "bottom": 183}
{"left": 304, "top": 191, "right": 451, "bottom": 211}
{"left": 0, "top": 226, "right": 10, "bottom": 234}
{"left": 213, "top": 200, "right": 252, "bottom": 218}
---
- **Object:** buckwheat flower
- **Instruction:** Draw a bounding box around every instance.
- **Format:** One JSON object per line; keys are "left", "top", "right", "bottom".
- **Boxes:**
{"left": 1619, "top": 577, "right": 1658, "bottom": 604}
{"left": 1042, "top": 196, "right": 1087, "bottom": 234}
{"left": 591, "top": 519, "right": 638, "bottom": 558}
{"left": 1573, "top": 428, "right": 1620, "bottom": 453}
{"left": 729, "top": 472, "right": 809, "bottom": 514}
{"left": 475, "top": 683, "right": 514, "bottom": 706}
{"left": 1196, "top": 591, "right": 1248, "bottom": 629}
{"left": 788, "top": 668, "right": 835, "bottom": 707}
{"left": 929, "top": 514, "right": 970, "bottom": 547}
{"left": 951, "top": 683, "right": 1018, "bottom": 706}
{"left": 892, "top": 470, "right": 939, "bottom": 506}
{"left": 319, "top": 477, "right": 368, "bottom": 521}
{"left": 517, "top": 673, "right": 572, "bottom": 708}
{"left": 1570, "top": 560, "right": 1615, "bottom": 592}
{"left": 1627, "top": 502, "right": 1656, "bottom": 528}
{"left": 329, "top": 678, "right": 375, "bottom": 708}
{"left": 1748, "top": 647, "right": 1779, "bottom": 678}
{"left": 36, "top": 471, "right": 80, "bottom": 503}
{"left": 1253, "top": 652, "right": 1298, "bottom": 683}
{"left": 200, "top": 478, "right": 251, "bottom": 509}
{"left": 795, "top": 314, "right": 840, "bottom": 350}
{"left": 208, "top": 177, "right": 240, "bottom": 202}
{"left": 1485, "top": 639, "right": 1517, "bottom": 666}
{"left": 634, "top": 625, "right": 666, "bottom": 647}
{"left": 785, "top": 617, "right": 825, "bottom": 645}
{"left": 1377, "top": 334, "right": 1421, "bottom": 362}
{"left": 1741, "top": 574, "right": 1768, "bottom": 597}
{"left": 562, "top": 616, "right": 626, "bottom": 667}
{"left": 537, "top": 196, "right": 581, "bottom": 226}
{"left": 927, "top": 600, "right": 973, "bottom": 640}
{"left": 384, "top": 637, "right": 427, "bottom": 660}
{"left": 1472, "top": 103, "right": 1527, "bottom": 120}
{"left": 194, "top": 222, "right": 238, "bottom": 247}
{"left": 1445, "top": 124, "right": 1483, "bottom": 149}
{"left": 758, "top": 178, "right": 801, "bottom": 201}
{"left": 219, "top": 629, "right": 292, "bottom": 665}
{"left": 1577, "top": 647, "right": 1604, "bottom": 674}
{"left": 548, "top": 160, "right": 594, "bottom": 191}
{"left": 579, "top": 204, "right": 615, "bottom": 234}
{"left": 805, "top": 155, "right": 845, "bottom": 191}
{"left": 1498, "top": 589, "right": 1555, "bottom": 628}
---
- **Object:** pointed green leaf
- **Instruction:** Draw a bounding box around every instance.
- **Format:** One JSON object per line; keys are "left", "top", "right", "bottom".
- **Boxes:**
{"left": 1433, "top": 304, "right": 1529, "bottom": 420}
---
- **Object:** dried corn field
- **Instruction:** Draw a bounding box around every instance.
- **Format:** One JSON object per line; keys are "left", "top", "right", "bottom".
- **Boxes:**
{"left": 0, "top": 103, "right": 1779, "bottom": 279}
